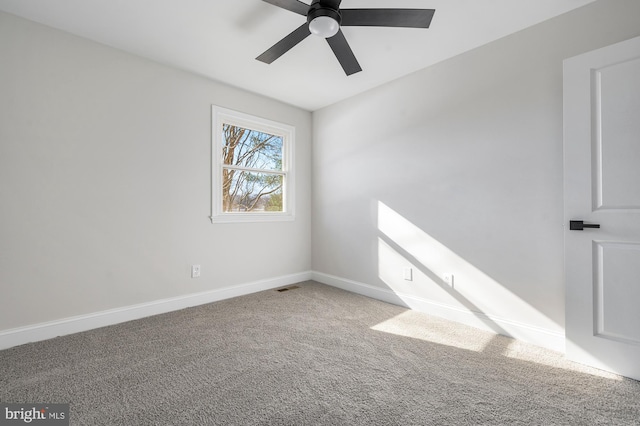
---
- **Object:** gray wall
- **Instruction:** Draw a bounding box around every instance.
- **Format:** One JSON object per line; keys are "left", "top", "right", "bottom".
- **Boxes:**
{"left": 0, "top": 11, "right": 312, "bottom": 330}
{"left": 312, "top": 0, "right": 640, "bottom": 341}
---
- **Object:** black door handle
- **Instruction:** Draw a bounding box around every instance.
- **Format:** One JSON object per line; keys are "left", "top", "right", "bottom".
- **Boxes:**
{"left": 570, "top": 220, "right": 600, "bottom": 231}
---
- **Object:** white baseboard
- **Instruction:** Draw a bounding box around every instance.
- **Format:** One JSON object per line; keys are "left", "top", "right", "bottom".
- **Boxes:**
{"left": 311, "top": 271, "right": 565, "bottom": 352}
{"left": 0, "top": 271, "right": 312, "bottom": 350}
{"left": 1, "top": 271, "right": 564, "bottom": 353}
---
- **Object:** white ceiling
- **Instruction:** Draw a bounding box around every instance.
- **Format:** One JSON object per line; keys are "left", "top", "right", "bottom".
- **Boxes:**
{"left": 0, "top": 0, "right": 596, "bottom": 111}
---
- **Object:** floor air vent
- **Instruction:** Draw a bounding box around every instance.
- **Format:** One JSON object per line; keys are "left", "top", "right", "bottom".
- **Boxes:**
{"left": 276, "top": 285, "right": 300, "bottom": 293}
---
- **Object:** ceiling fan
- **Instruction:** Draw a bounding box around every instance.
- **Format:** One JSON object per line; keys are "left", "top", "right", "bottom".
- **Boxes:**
{"left": 256, "top": 0, "right": 436, "bottom": 76}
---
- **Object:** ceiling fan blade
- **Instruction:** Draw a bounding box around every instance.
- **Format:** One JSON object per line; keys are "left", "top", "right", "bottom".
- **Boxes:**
{"left": 326, "top": 30, "right": 362, "bottom": 76}
{"left": 262, "top": 0, "right": 309, "bottom": 16}
{"left": 341, "top": 9, "right": 436, "bottom": 28}
{"left": 256, "top": 24, "right": 311, "bottom": 64}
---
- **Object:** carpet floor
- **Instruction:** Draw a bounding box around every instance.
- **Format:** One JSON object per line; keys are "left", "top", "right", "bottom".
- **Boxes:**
{"left": 1, "top": 281, "right": 639, "bottom": 425}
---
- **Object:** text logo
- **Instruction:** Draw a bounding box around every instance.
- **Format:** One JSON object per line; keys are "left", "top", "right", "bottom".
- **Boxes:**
{"left": 0, "top": 404, "right": 69, "bottom": 426}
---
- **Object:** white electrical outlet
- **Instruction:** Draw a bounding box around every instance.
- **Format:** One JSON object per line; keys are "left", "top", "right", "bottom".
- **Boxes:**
{"left": 443, "top": 273, "right": 454, "bottom": 287}
{"left": 191, "top": 265, "right": 201, "bottom": 278}
{"left": 403, "top": 267, "right": 413, "bottom": 281}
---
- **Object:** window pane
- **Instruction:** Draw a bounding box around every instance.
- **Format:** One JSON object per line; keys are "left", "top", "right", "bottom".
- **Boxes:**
{"left": 222, "top": 124, "right": 283, "bottom": 171}
{"left": 222, "top": 169, "right": 283, "bottom": 212}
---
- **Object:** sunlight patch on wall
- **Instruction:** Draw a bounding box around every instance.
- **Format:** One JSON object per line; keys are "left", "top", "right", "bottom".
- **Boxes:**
{"left": 376, "top": 201, "right": 561, "bottom": 341}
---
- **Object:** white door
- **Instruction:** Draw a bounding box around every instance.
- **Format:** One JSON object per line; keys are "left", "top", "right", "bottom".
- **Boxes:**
{"left": 564, "top": 36, "right": 640, "bottom": 381}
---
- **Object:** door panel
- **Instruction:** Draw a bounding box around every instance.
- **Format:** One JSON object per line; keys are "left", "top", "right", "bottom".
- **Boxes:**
{"left": 594, "top": 242, "right": 640, "bottom": 344}
{"left": 595, "top": 58, "right": 640, "bottom": 210}
{"left": 564, "top": 35, "right": 640, "bottom": 381}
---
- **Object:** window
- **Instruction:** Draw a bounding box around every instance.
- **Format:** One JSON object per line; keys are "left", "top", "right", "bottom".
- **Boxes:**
{"left": 211, "top": 106, "right": 295, "bottom": 223}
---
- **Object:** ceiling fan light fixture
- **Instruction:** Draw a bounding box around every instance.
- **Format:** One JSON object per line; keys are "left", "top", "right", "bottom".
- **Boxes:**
{"left": 307, "top": 7, "right": 342, "bottom": 38}
{"left": 309, "top": 16, "right": 340, "bottom": 38}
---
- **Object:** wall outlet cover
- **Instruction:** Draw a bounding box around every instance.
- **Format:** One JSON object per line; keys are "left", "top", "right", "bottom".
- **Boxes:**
{"left": 403, "top": 267, "right": 413, "bottom": 281}
{"left": 191, "top": 265, "right": 201, "bottom": 278}
{"left": 443, "top": 273, "right": 454, "bottom": 287}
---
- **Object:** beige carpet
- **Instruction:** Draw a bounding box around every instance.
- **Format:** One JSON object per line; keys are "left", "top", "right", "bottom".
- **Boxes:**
{"left": 1, "top": 281, "right": 639, "bottom": 425}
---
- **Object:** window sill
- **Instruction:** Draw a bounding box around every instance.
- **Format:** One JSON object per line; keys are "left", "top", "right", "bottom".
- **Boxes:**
{"left": 210, "top": 213, "right": 295, "bottom": 224}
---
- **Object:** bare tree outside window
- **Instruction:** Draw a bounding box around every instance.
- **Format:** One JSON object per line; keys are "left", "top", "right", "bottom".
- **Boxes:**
{"left": 222, "top": 124, "right": 284, "bottom": 212}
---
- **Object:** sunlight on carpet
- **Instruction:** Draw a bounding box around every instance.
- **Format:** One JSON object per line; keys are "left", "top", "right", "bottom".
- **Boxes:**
{"left": 370, "top": 310, "right": 623, "bottom": 381}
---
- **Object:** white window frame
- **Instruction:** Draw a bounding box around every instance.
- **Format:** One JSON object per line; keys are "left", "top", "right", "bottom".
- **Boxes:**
{"left": 211, "top": 106, "right": 295, "bottom": 223}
